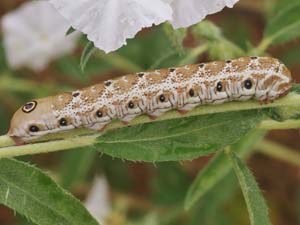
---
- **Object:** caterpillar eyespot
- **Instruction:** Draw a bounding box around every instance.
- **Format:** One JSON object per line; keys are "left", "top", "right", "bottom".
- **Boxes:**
{"left": 22, "top": 101, "right": 37, "bottom": 113}
{"left": 7, "top": 56, "right": 292, "bottom": 144}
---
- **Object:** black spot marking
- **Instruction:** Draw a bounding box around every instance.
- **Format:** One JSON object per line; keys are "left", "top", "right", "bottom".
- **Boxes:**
{"left": 250, "top": 56, "right": 258, "bottom": 60}
{"left": 137, "top": 73, "right": 144, "bottom": 78}
{"left": 96, "top": 110, "right": 103, "bottom": 117}
{"left": 275, "top": 67, "right": 280, "bottom": 73}
{"left": 29, "top": 125, "right": 39, "bottom": 132}
{"left": 169, "top": 68, "right": 176, "bottom": 72}
{"left": 104, "top": 81, "right": 112, "bottom": 86}
{"left": 226, "top": 60, "right": 232, "bottom": 63}
{"left": 59, "top": 118, "right": 68, "bottom": 126}
{"left": 72, "top": 92, "right": 80, "bottom": 97}
{"left": 244, "top": 79, "right": 252, "bottom": 89}
{"left": 159, "top": 94, "right": 165, "bottom": 102}
{"left": 216, "top": 82, "right": 223, "bottom": 92}
{"left": 189, "top": 89, "right": 195, "bottom": 97}
{"left": 199, "top": 63, "right": 205, "bottom": 68}
{"left": 128, "top": 101, "right": 135, "bottom": 109}
{"left": 22, "top": 101, "right": 37, "bottom": 113}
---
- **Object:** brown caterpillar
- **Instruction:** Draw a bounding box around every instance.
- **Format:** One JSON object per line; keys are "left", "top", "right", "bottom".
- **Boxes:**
{"left": 8, "top": 56, "right": 292, "bottom": 144}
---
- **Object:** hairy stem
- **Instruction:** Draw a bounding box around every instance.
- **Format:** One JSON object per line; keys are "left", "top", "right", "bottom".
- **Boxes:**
{"left": 254, "top": 38, "right": 273, "bottom": 55}
{"left": 255, "top": 140, "right": 300, "bottom": 166}
{"left": 178, "top": 44, "right": 209, "bottom": 65}
{"left": 95, "top": 51, "right": 143, "bottom": 72}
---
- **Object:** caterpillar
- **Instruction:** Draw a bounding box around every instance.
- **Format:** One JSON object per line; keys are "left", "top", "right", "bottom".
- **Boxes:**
{"left": 8, "top": 56, "right": 292, "bottom": 145}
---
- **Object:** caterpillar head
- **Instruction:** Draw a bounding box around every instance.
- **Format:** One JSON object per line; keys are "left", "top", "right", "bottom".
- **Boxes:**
{"left": 7, "top": 97, "right": 56, "bottom": 144}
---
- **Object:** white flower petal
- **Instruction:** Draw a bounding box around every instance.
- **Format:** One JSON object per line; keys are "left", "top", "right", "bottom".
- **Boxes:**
{"left": 85, "top": 176, "right": 111, "bottom": 224}
{"left": 168, "top": 0, "right": 240, "bottom": 29}
{"left": 1, "top": 0, "right": 79, "bottom": 71}
{"left": 49, "top": 0, "right": 173, "bottom": 53}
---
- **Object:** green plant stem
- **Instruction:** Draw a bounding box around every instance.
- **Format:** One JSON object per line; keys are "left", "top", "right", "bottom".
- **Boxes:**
{"left": 95, "top": 51, "right": 143, "bottom": 72}
{"left": 0, "top": 74, "right": 70, "bottom": 95}
{"left": 0, "top": 135, "right": 98, "bottom": 158}
{"left": 0, "top": 119, "right": 299, "bottom": 159}
{"left": 0, "top": 92, "right": 300, "bottom": 158}
{"left": 178, "top": 44, "right": 209, "bottom": 65}
{"left": 254, "top": 38, "right": 273, "bottom": 54}
{"left": 258, "top": 119, "right": 300, "bottom": 130}
{"left": 255, "top": 140, "right": 300, "bottom": 166}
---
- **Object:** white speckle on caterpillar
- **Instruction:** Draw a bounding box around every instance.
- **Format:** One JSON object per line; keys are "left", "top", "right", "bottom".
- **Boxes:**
{"left": 7, "top": 56, "right": 292, "bottom": 144}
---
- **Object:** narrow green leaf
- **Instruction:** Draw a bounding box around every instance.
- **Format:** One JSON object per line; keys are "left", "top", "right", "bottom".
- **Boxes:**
{"left": 80, "top": 41, "right": 96, "bottom": 72}
{"left": 65, "top": 27, "right": 76, "bottom": 36}
{"left": 163, "top": 23, "right": 187, "bottom": 55}
{"left": 264, "top": 2, "right": 300, "bottom": 45}
{"left": 189, "top": 172, "right": 238, "bottom": 225}
{"left": 0, "top": 158, "right": 99, "bottom": 225}
{"left": 228, "top": 151, "right": 271, "bottom": 225}
{"left": 208, "top": 40, "right": 245, "bottom": 60}
{"left": 184, "top": 130, "right": 266, "bottom": 210}
{"left": 60, "top": 148, "right": 96, "bottom": 189}
{"left": 184, "top": 151, "right": 230, "bottom": 210}
{"left": 291, "top": 83, "right": 300, "bottom": 94}
{"left": 148, "top": 49, "right": 179, "bottom": 69}
{"left": 192, "top": 21, "right": 245, "bottom": 59}
{"left": 96, "top": 110, "right": 262, "bottom": 162}
{"left": 192, "top": 20, "right": 223, "bottom": 41}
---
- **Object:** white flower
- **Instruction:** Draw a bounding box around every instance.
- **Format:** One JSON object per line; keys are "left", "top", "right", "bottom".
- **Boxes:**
{"left": 85, "top": 176, "right": 111, "bottom": 224}
{"left": 49, "top": 0, "right": 239, "bottom": 53}
{"left": 167, "top": 0, "right": 239, "bottom": 28}
{"left": 49, "top": 0, "right": 172, "bottom": 53}
{"left": 1, "top": 0, "right": 79, "bottom": 71}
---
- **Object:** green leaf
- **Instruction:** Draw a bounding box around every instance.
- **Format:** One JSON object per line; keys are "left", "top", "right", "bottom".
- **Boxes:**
{"left": 80, "top": 41, "right": 96, "bottom": 72}
{"left": 148, "top": 49, "right": 179, "bottom": 69}
{"left": 60, "top": 148, "right": 96, "bottom": 189}
{"left": 184, "top": 130, "right": 265, "bottom": 210}
{"left": 228, "top": 151, "right": 271, "bottom": 225}
{"left": 151, "top": 163, "right": 190, "bottom": 206}
{"left": 291, "top": 83, "right": 300, "bottom": 94}
{"left": 185, "top": 151, "right": 231, "bottom": 210}
{"left": 163, "top": 23, "right": 187, "bottom": 55}
{"left": 188, "top": 172, "right": 238, "bottom": 225}
{"left": 191, "top": 21, "right": 244, "bottom": 59}
{"left": 264, "top": 2, "right": 300, "bottom": 45}
{"left": 65, "top": 27, "right": 76, "bottom": 36}
{"left": 192, "top": 20, "right": 223, "bottom": 41}
{"left": 0, "top": 158, "right": 99, "bottom": 225}
{"left": 96, "top": 110, "right": 262, "bottom": 162}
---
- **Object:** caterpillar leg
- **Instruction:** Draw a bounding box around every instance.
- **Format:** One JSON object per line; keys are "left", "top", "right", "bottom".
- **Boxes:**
{"left": 120, "top": 113, "right": 140, "bottom": 124}
{"left": 178, "top": 103, "right": 198, "bottom": 114}
{"left": 10, "top": 136, "right": 25, "bottom": 146}
{"left": 177, "top": 109, "right": 189, "bottom": 115}
{"left": 259, "top": 98, "right": 273, "bottom": 104}
{"left": 87, "top": 123, "right": 107, "bottom": 132}
{"left": 148, "top": 114, "right": 158, "bottom": 120}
